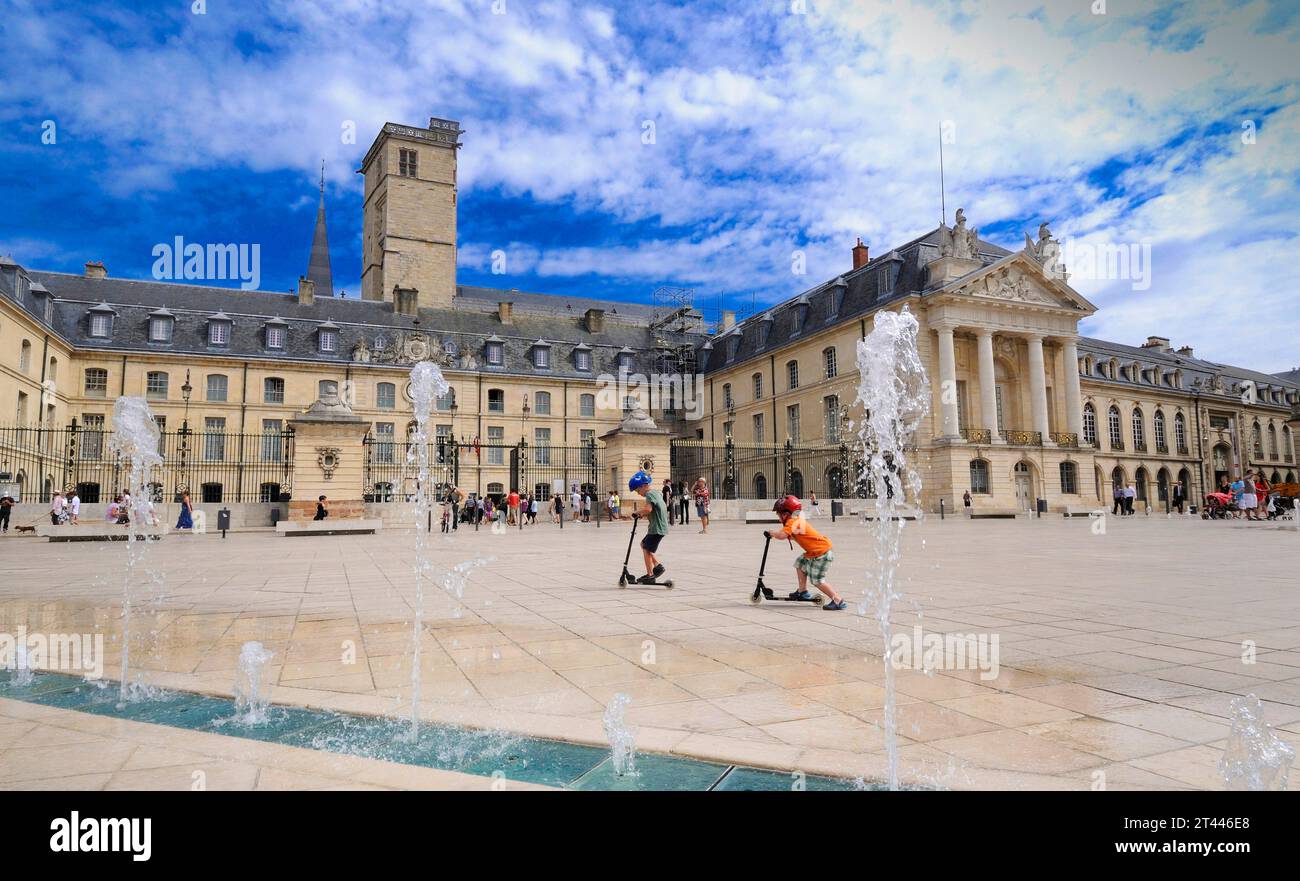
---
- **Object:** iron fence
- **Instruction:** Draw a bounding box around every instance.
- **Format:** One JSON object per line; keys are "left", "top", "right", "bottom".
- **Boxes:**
{"left": 0, "top": 421, "right": 294, "bottom": 504}
{"left": 669, "top": 439, "right": 879, "bottom": 500}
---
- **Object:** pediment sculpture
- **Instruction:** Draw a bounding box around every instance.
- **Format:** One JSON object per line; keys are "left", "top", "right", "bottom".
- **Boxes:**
{"left": 939, "top": 208, "right": 979, "bottom": 260}
{"left": 358, "top": 331, "right": 453, "bottom": 366}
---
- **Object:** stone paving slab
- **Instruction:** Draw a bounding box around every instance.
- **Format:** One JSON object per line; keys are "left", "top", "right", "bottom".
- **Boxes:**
{"left": 2, "top": 513, "right": 1299, "bottom": 790}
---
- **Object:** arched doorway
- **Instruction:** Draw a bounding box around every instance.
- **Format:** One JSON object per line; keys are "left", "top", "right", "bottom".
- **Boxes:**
{"left": 1178, "top": 467, "right": 1193, "bottom": 501}
{"left": 1110, "top": 466, "right": 1126, "bottom": 492}
{"left": 1157, "top": 468, "right": 1170, "bottom": 505}
{"left": 1135, "top": 468, "right": 1148, "bottom": 504}
{"left": 1013, "top": 461, "right": 1034, "bottom": 512}
{"left": 825, "top": 465, "right": 845, "bottom": 498}
{"left": 753, "top": 473, "right": 767, "bottom": 499}
{"left": 1212, "top": 443, "right": 1232, "bottom": 489}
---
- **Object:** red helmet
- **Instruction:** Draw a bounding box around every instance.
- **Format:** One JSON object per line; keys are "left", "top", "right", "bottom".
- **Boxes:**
{"left": 773, "top": 495, "right": 802, "bottom": 516}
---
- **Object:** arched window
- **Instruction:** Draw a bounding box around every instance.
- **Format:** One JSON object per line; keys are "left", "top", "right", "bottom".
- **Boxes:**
{"left": 1253, "top": 421, "right": 1264, "bottom": 459}
{"left": 823, "top": 347, "right": 837, "bottom": 380}
{"left": 1108, "top": 406, "right": 1123, "bottom": 449}
{"left": 1157, "top": 468, "right": 1170, "bottom": 501}
{"left": 534, "top": 391, "right": 551, "bottom": 415}
{"left": 753, "top": 473, "right": 768, "bottom": 499}
{"left": 969, "top": 459, "right": 990, "bottom": 494}
{"left": 1174, "top": 412, "right": 1187, "bottom": 453}
{"left": 1131, "top": 408, "right": 1145, "bottom": 449}
{"left": 786, "top": 469, "right": 804, "bottom": 498}
{"left": 1284, "top": 426, "right": 1293, "bottom": 462}
{"left": 826, "top": 465, "right": 845, "bottom": 497}
{"left": 1153, "top": 410, "right": 1166, "bottom": 451}
{"left": 1059, "top": 461, "right": 1078, "bottom": 494}
{"left": 1269, "top": 424, "right": 1279, "bottom": 459}
{"left": 47, "top": 357, "right": 58, "bottom": 382}
{"left": 1135, "top": 468, "right": 1148, "bottom": 501}
{"left": 19, "top": 339, "right": 32, "bottom": 373}
{"left": 580, "top": 393, "right": 595, "bottom": 417}
{"left": 1111, "top": 466, "right": 1125, "bottom": 491}
{"left": 1082, "top": 403, "right": 1097, "bottom": 446}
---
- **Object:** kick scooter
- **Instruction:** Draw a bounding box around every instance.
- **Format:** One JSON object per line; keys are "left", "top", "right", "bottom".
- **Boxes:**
{"left": 750, "top": 533, "right": 822, "bottom": 604}
{"left": 617, "top": 513, "right": 674, "bottom": 589}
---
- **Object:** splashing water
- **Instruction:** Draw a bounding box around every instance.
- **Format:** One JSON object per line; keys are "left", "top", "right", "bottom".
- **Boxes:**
{"left": 1219, "top": 694, "right": 1295, "bottom": 790}
{"left": 13, "top": 642, "right": 34, "bottom": 687}
{"left": 231, "top": 641, "right": 275, "bottom": 726}
{"left": 603, "top": 693, "right": 638, "bottom": 776}
{"left": 853, "top": 308, "right": 930, "bottom": 791}
{"left": 406, "top": 361, "right": 449, "bottom": 739}
{"left": 107, "top": 397, "right": 163, "bottom": 707}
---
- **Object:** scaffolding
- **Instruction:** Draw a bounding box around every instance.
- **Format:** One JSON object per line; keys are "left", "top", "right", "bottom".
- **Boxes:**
{"left": 648, "top": 285, "right": 701, "bottom": 379}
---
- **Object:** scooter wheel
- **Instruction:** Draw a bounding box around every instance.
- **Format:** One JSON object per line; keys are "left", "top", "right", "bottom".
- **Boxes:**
{"left": 812, "top": 595, "right": 824, "bottom": 605}
{"left": 618, "top": 575, "right": 627, "bottom": 587}
{"left": 663, "top": 581, "right": 673, "bottom": 589}
{"left": 750, "top": 592, "right": 763, "bottom": 604}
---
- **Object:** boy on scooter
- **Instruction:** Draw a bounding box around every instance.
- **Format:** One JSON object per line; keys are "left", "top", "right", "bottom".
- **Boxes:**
{"left": 629, "top": 470, "right": 669, "bottom": 584}
{"left": 765, "top": 495, "right": 846, "bottom": 610}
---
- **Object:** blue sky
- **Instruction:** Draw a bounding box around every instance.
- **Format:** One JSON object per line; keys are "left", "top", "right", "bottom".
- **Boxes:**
{"left": 1, "top": 0, "right": 1298, "bottom": 369}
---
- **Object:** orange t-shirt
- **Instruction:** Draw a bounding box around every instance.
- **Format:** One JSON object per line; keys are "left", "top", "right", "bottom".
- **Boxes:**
{"left": 778, "top": 516, "right": 832, "bottom": 558}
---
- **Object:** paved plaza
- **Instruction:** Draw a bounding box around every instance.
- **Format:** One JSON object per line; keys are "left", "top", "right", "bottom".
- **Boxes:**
{"left": 2, "top": 513, "right": 1299, "bottom": 790}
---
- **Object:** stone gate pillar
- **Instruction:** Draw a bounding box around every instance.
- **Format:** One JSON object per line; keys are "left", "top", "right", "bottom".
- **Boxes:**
{"left": 599, "top": 407, "right": 671, "bottom": 514}
{"left": 286, "top": 385, "right": 370, "bottom": 522}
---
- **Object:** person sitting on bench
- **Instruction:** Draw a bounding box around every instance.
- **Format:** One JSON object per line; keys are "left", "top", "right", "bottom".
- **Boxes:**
{"left": 314, "top": 495, "right": 329, "bottom": 521}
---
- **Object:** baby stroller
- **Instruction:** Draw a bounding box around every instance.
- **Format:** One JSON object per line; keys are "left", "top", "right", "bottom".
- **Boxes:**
{"left": 1201, "top": 492, "right": 1233, "bottom": 520}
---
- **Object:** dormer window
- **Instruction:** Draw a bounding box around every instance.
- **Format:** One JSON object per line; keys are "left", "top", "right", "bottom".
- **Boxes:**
{"left": 878, "top": 267, "right": 894, "bottom": 295}
{"left": 574, "top": 345, "right": 592, "bottom": 372}
{"left": 88, "top": 303, "right": 115, "bottom": 338}
{"left": 207, "top": 313, "right": 232, "bottom": 346}
{"left": 758, "top": 314, "right": 774, "bottom": 348}
{"left": 318, "top": 321, "right": 340, "bottom": 354}
{"left": 484, "top": 336, "right": 504, "bottom": 366}
{"left": 791, "top": 299, "right": 809, "bottom": 336}
{"left": 617, "top": 348, "right": 634, "bottom": 372}
{"left": 829, "top": 279, "right": 847, "bottom": 317}
{"left": 725, "top": 335, "right": 740, "bottom": 363}
{"left": 148, "top": 308, "right": 174, "bottom": 343}
{"left": 265, "top": 319, "right": 288, "bottom": 350}
{"left": 531, "top": 340, "right": 551, "bottom": 369}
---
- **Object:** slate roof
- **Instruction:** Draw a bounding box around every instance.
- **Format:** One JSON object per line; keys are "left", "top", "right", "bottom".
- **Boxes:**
{"left": 1, "top": 266, "right": 679, "bottom": 380}
{"left": 697, "top": 225, "right": 1010, "bottom": 374}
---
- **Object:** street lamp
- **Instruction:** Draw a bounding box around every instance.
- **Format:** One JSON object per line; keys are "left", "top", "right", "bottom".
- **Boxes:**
{"left": 522, "top": 393, "right": 531, "bottom": 421}
{"left": 177, "top": 369, "right": 193, "bottom": 501}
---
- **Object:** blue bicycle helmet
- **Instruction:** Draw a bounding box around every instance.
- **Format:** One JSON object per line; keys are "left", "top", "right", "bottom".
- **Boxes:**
{"left": 628, "top": 470, "right": 652, "bottom": 491}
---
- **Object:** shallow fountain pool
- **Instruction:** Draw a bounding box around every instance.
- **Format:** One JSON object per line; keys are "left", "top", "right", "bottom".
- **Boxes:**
{"left": 0, "top": 670, "right": 869, "bottom": 791}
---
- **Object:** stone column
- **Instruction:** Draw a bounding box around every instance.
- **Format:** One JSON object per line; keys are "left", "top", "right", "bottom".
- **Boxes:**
{"left": 1061, "top": 337, "right": 1084, "bottom": 440}
{"left": 976, "top": 330, "right": 1002, "bottom": 443}
{"left": 1026, "top": 334, "right": 1053, "bottom": 446}
{"left": 286, "top": 390, "right": 371, "bottom": 521}
{"left": 935, "top": 323, "right": 960, "bottom": 440}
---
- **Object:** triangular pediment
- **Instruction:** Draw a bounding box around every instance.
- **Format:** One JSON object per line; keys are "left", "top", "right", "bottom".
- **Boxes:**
{"left": 935, "top": 251, "right": 1097, "bottom": 315}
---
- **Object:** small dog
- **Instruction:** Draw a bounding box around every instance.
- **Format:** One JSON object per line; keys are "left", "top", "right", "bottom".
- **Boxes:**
{"left": 14, "top": 525, "right": 37, "bottom": 535}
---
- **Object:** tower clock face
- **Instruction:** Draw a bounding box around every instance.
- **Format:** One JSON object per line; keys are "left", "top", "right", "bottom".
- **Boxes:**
{"left": 403, "top": 381, "right": 414, "bottom": 403}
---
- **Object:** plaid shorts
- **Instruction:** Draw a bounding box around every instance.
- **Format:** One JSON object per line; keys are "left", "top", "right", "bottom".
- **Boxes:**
{"left": 795, "top": 550, "right": 833, "bottom": 585}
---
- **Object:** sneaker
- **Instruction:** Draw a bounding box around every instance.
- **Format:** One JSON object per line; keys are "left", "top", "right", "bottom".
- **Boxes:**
{"left": 652, "top": 563, "right": 665, "bottom": 578}
{"left": 637, "top": 574, "right": 657, "bottom": 584}
{"left": 787, "top": 590, "right": 814, "bottom": 601}
{"left": 823, "top": 598, "right": 848, "bottom": 611}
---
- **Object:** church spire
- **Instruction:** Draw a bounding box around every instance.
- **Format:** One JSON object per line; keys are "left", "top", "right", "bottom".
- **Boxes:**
{"left": 306, "top": 160, "right": 334, "bottom": 297}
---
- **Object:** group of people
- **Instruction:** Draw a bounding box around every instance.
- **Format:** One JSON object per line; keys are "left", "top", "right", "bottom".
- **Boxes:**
{"left": 1220, "top": 472, "right": 1285, "bottom": 521}
{"left": 656, "top": 477, "right": 713, "bottom": 533}
{"left": 625, "top": 471, "right": 845, "bottom": 609}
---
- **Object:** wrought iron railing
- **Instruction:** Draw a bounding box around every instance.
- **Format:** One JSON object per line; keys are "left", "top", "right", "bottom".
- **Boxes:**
{"left": 1133, "top": 441, "right": 1148, "bottom": 452}
{"left": 1049, "top": 432, "right": 1078, "bottom": 447}
{"left": 1155, "top": 442, "right": 1168, "bottom": 454}
{"left": 0, "top": 421, "right": 294, "bottom": 503}
{"left": 961, "top": 428, "right": 992, "bottom": 444}
{"left": 1004, "top": 429, "right": 1042, "bottom": 446}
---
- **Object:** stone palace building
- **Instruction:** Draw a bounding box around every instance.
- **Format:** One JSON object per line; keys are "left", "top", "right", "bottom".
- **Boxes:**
{"left": 1, "top": 115, "right": 1297, "bottom": 516}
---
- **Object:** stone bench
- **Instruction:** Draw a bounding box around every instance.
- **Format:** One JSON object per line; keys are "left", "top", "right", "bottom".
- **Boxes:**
{"left": 743, "top": 511, "right": 781, "bottom": 523}
{"left": 36, "top": 523, "right": 163, "bottom": 542}
{"left": 275, "top": 519, "right": 382, "bottom": 537}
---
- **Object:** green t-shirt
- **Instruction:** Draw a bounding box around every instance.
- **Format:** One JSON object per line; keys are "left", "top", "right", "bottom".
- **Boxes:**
{"left": 643, "top": 489, "right": 668, "bottom": 535}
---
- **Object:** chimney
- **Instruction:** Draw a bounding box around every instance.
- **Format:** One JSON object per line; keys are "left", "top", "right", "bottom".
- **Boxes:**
{"left": 720, "top": 310, "right": 736, "bottom": 331}
{"left": 1141, "top": 335, "right": 1170, "bottom": 352}
{"left": 1175, "top": 345, "right": 1195, "bottom": 358}
{"left": 584, "top": 308, "right": 605, "bottom": 334}
{"left": 84, "top": 261, "right": 107, "bottom": 279}
{"left": 851, "top": 238, "right": 869, "bottom": 270}
{"left": 297, "top": 275, "right": 315, "bottom": 306}
{"left": 498, "top": 301, "right": 513, "bottom": 324}
{"left": 394, "top": 286, "right": 418, "bottom": 316}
